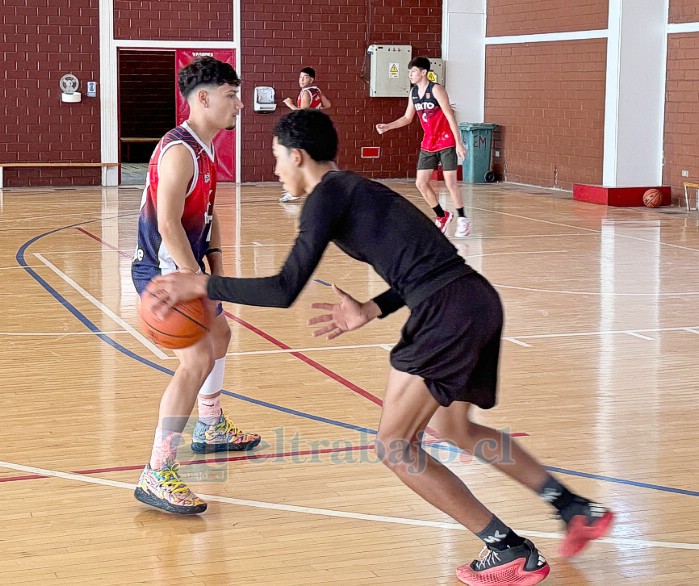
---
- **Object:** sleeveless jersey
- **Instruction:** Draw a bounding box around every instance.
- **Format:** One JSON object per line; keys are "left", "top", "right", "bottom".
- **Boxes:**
{"left": 132, "top": 122, "right": 216, "bottom": 279}
{"left": 411, "top": 81, "right": 456, "bottom": 152}
{"left": 298, "top": 86, "right": 323, "bottom": 109}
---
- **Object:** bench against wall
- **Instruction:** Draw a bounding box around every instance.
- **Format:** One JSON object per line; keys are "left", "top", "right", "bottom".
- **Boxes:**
{"left": 0, "top": 163, "right": 119, "bottom": 189}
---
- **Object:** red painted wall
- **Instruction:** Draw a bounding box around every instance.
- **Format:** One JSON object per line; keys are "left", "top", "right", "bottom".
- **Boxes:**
{"left": 669, "top": 0, "right": 699, "bottom": 24}
{"left": 485, "top": 40, "right": 607, "bottom": 191}
{"left": 1, "top": 0, "right": 101, "bottom": 187}
{"left": 663, "top": 33, "right": 699, "bottom": 197}
{"left": 487, "top": 0, "right": 609, "bottom": 37}
{"left": 240, "top": 0, "right": 443, "bottom": 182}
{"left": 113, "top": 1, "right": 233, "bottom": 41}
{"left": 5, "top": 2, "right": 696, "bottom": 193}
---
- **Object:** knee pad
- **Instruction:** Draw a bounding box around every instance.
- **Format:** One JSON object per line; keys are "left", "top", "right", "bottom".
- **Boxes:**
{"left": 199, "top": 357, "right": 226, "bottom": 396}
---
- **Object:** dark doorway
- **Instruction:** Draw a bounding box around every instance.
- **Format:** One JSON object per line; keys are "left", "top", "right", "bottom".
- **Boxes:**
{"left": 118, "top": 49, "right": 176, "bottom": 184}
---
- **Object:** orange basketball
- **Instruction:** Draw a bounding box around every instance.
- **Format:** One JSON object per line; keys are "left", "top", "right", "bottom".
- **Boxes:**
{"left": 642, "top": 188, "right": 662, "bottom": 208}
{"left": 139, "top": 281, "right": 210, "bottom": 349}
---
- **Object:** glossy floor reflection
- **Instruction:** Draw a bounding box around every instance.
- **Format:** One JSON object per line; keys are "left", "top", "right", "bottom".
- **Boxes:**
{"left": 0, "top": 181, "right": 697, "bottom": 584}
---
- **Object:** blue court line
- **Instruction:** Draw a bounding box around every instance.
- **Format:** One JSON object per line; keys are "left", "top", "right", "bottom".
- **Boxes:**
{"left": 313, "top": 279, "right": 331, "bottom": 287}
{"left": 16, "top": 223, "right": 698, "bottom": 499}
{"left": 545, "top": 466, "right": 699, "bottom": 497}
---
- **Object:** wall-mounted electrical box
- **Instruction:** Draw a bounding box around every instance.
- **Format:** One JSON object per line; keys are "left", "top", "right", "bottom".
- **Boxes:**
{"left": 367, "top": 44, "right": 412, "bottom": 97}
{"left": 427, "top": 58, "right": 445, "bottom": 85}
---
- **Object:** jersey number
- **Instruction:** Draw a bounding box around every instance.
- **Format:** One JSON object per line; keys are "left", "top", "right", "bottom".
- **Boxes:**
{"left": 204, "top": 201, "right": 214, "bottom": 242}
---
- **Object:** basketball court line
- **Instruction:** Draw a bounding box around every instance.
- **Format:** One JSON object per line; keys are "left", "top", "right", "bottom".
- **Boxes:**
{"left": 505, "top": 324, "right": 699, "bottom": 344}
{"left": 494, "top": 283, "right": 699, "bottom": 297}
{"left": 0, "top": 458, "right": 696, "bottom": 551}
{"left": 219, "top": 344, "right": 394, "bottom": 358}
{"left": 17, "top": 221, "right": 699, "bottom": 500}
{"left": 32, "top": 252, "right": 168, "bottom": 359}
{"left": 465, "top": 250, "right": 571, "bottom": 259}
{"left": 0, "top": 330, "right": 127, "bottom": 337}
{"left": 31, "top": 229, "right": 699, "bottom": 356}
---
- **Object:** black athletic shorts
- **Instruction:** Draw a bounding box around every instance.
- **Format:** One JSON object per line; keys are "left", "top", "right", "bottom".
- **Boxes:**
{"left": 390, "top": 272, "right": 503, "bottom": 409}
{"left": 417, "top": 147, "right": 459, "bottom": 172}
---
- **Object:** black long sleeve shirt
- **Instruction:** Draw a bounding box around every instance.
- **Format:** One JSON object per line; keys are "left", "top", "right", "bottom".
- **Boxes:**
{"left": 208, "top": 170, "right": 472, "bottom": 317}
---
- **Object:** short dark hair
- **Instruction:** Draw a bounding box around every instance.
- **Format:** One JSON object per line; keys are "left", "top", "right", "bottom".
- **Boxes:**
{"left": 408, "top": 57, "right": 431, "bottom": 71}
{"left": 273, "top": 110, "right": 337, "bottom": 163}
{"left": 177, "top": 57, "right": 240, "bottom": 99}
{"left": 300, "top": 66, "right": 316, "bottom": 79}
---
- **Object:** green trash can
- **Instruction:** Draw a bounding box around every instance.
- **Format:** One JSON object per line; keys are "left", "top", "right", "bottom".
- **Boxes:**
{"left": 459, "top": 123, "right": 498, "bottom": 183}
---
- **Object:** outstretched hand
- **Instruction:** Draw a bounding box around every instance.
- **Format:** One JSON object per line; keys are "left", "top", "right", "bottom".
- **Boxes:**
{"left": 308, "top": 285, "right": 380, "bottom": 340}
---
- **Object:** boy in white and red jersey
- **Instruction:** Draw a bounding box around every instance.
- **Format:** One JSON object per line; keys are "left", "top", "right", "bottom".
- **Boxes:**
{"left": 377, "top": 57, "right": 471, "bottom": 238}
{"left": 131, "top": 57, "right": 260, "bottom": 515}
{"left": 280, "top": 67, "right": 331, "bottom": 202}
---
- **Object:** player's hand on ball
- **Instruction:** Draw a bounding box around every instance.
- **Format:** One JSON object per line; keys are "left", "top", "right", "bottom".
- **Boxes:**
{"left": 150, "top": 272, "right": 209, "bottom": 319}
{"left": 309, "top": 285, "right": 379, "bottom": 340}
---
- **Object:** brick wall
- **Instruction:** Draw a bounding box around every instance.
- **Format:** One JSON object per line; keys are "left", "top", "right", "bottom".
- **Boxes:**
{"left": 1, "top": 0, "right": 101, "bottom": 187}
{"left": 484, "top": 40, "right": 607, "bottom": 191}
{"left": 113, "top": 1, "right": 232, "bottom": 41}
{"left": 487, "top": 0, "right": 609, "bottom": 37}
{"left": 669, "top": 0, "right": 699, "bottom": 24}
{"left": 240, "top": 0, "right": 442, "bottom": 182}
{"left": 119, "top": 50, "right": 176, "bottom": 162}
{"left": 663, "top": 33, "right": 699, "bottom": 196}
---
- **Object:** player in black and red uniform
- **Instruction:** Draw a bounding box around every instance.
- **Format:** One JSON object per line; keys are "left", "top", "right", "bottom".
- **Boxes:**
{"left": 280, "top": 67, "right": 332, "bottom": 202}
{"left": 131, "top": 57, "right": 260, "bottom": 515}
{"left": 151, "top": 109, "right": 614, "bottom": 585}
{"left": 377, "top": 57, "right": 471, "bottom": 238}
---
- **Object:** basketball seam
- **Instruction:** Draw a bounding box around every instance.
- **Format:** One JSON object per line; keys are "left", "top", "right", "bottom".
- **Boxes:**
{"left": 143, "top": 289, "right": 209, "bottom": 331}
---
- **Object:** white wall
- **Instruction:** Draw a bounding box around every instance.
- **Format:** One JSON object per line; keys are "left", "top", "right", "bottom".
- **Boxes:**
{"left": 443, "top": 0, "right": 486, "bottom": 124}
{"left": 604, "top": 0, "right": 668, "bottom": 186}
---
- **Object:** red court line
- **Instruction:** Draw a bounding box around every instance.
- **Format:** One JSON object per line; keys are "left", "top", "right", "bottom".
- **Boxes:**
{"left": 0, "top": 444, "right": 374, "bottom": 484}
{"left": 225, "top": 311, "right": 383, "bottom": 407}
{"left": 76, "top": 227, "right": 130, "bottom": 257}
{"left": 72, "top": 228, "right": 530, "bottom": 437}
{"left": 75, "top": 227, "right": 385, "bottom": 407}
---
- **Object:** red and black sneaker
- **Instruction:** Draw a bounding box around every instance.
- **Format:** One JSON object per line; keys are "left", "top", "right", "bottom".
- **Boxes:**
{"left": 559, "top": 498, "right": 614, "bottom": 558}
{"left": 456, "top": 539, "right": 550, "bottom": 585}
{"left": 435, "top": 210, "right": 454, "bottom": 234}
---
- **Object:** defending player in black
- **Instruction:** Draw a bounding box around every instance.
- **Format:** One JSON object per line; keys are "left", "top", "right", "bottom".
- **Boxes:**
{"left": 151, "top": 109, "right": 613, "bottom": 585}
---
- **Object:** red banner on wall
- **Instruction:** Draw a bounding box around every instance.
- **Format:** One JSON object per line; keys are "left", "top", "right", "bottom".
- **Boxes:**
{"left": 175, "top": 49, "right": 236, "bottom": 182}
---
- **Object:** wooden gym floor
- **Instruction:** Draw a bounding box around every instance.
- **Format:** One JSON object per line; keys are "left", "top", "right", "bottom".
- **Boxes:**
{"left": 0, "top": 180, "right": 697, "bottom": 585}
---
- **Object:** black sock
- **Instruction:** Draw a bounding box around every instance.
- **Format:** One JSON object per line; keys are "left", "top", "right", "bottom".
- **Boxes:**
{"left": 457, "top": 207, "right": 465, "bottom": 218}
{"left": 432, "top": 204, "right": 445, "bottom": 217}
{"left": 475, "top": 515, "right": 526, "bottom": 551}
{"left": 538, "top": 475, "right": 577, "bottom": 513}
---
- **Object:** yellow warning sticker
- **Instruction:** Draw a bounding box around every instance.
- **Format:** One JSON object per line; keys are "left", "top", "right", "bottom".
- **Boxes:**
{"left": 389, "top": 63, "right": 399, "bottom": 79}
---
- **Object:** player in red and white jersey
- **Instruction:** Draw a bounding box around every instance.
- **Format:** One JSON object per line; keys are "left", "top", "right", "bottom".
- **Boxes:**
{"left": 133, "top": 122, "right": 217, "bottom": 278}
{"left": 283, "top": 66, "right": 332, "bottom": 111}
{"left": 376, "top": 57, "right": 471, "bottom": 238}
{"left": 280, "top": 66, "right": 332, "bottom": 202}
{"left": 131, "top": 57, "right": 260, "bottom": 516}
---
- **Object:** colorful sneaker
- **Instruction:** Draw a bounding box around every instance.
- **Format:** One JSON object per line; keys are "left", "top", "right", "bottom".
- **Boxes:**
{"left": 134, "top": 462, "right": 207, "bottom": 515}
{"left": 435, "top": 210, "right": 454, "bottom": 234}
{"left": 455, "top": 216, "right": 471, "bottom": 237}
{"left": 559, "top": 498, "right": 614, "bottom": 558}
{"left": 456, "top": 539, "right": 550, "bottom": 585}
{"left": 279, "top": 192, "right": 300, "bottom": 202}
{"left": 191, "top": 409, "right": 262, "bottom": 454}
